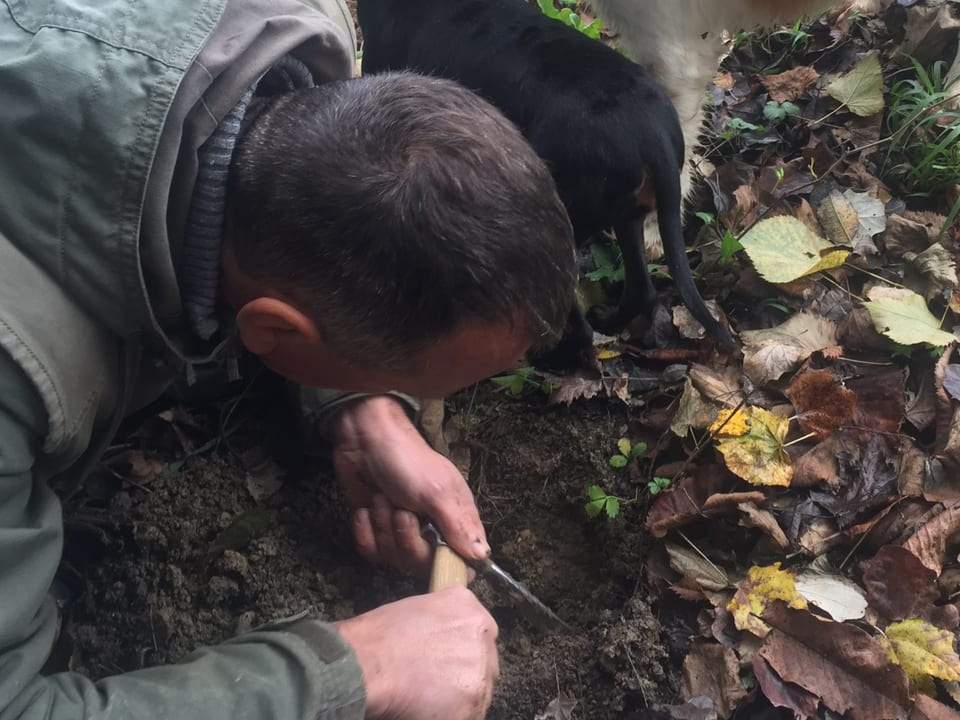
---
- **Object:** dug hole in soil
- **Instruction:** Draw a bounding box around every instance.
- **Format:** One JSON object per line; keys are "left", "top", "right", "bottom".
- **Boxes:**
{"left": 61, "top": 380, "right": 688, "bottom": 720}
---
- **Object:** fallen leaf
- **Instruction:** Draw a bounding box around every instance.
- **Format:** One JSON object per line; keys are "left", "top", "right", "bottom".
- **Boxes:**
{"left": 753, "top": 654, "right": 820, "bottom": 717}
{"left": 847, "top": 366, "right": 906, "bottom": 434}
{"left": 794, "top": 566, "right": 868, "bottom": 621}
{"left": 791, "top": 429, "right": 865, "bottom": 488}
{"left": 128, "top": 453, "right": 168, "bottom": 484}
{"left": 861, "top": 545, "right": 940, "bottom": 622}
{"left": 688, "top": 363, "right": 744, "bottom": 407}
{"left": 905, "top": 243, "right": 958, "bottom": 300}
{"left": 672, "top": 301, "right": 724, "bottom": 341}
{"left": 737, "top": 501, "right": 790, "bottom": 550}
{"left": 682, "top": 640, "right": 747, "bottom": 719}
{"left": 740, "top": 313, "right": 839, "bottom": 385}
{"left": 671, "top": 378, "right": 721, "bottom": 437}
{"left": 759, "top": 602, "right": 910, "bottom": 719}
{"left": 942, "top": 365, "right": 960, "bottom": 402}
{"left": 646, "top": 466, "right": 733, "bottom": 537}
{"left": 244, "top": 458, "right": 286, "bottom": 503}
{"left": 910, "top": 694, "right": 960, "bottom": 720}
{"left": 534, "top": 693, "right": 578, "bottom": 720}
{"left": 826, "top": 52, "right": 885, "bottom": 117}
{"left": 785, "top": 366, "right": 857, "bottom": 440}
{"left": 711, "top": 406, "right": 793, "bottom": 487}
{"left": 864, "top": 287, "right": 957, "bottom": 347}
{"left": 545, "top": 374, "right": 602, "bottom": 405}
{"left": 209, "top": 507, "right": 278, "bottom": 555}
{"left": 760, "top": 65, "right": 820, "bottom": 103}
{"left": 728, "top": 564, "right": 808, "bottom": 638}
{"left": 843, "top": 188, "right": 887, "bottom": 255}
{"left": 740, "top": 216, "right": 849, "bottom": 284}
{"left": 903, "top": 503, "right": 960, "bottom": 575}
{"left": 666, "top": 543, "right": 731, "bottom": 593}
{"left": 817, "top": 189, "right": 860, "bottom": 246}
{"left": 884, "top": 619, "right": 960, "bottom": 688}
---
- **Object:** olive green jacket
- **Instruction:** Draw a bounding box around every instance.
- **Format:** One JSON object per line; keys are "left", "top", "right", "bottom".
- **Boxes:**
{"left": 0, "top": 0, "right": 372, "bottom": 717}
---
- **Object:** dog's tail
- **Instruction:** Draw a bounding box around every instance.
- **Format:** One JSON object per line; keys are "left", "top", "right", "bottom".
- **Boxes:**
{"left": 651, "top": 157, "right": 736, "bottom": 351}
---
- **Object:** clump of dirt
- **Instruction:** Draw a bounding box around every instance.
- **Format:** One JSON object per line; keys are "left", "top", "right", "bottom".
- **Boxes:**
{"left": 61, "top": 384, "right": 680, "bottom": 719}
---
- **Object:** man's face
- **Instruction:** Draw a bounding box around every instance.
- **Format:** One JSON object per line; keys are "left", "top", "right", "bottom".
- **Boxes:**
{"left": 260, "top": 320, "right": 531, "bottom": 398}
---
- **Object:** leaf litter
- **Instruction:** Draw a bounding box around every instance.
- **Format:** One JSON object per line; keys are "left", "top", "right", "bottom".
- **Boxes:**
{"left": 519, "top": 2, "right": 960, "bottom": 717}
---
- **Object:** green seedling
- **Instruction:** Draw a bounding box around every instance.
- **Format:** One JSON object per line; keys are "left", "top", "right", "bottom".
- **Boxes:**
{"left": 491, "top": 366, "right": 558, "bottom": 396}
{"left": 696, "top": 211, "right": 743, "bottom": 265}
{"left": 647, "top": 476, "right": 672, "bottom": 496}
{"left": 586, "top": 240, "right": 626, "bottom": 283}
{"left": 763, "top": 100, "right": 800, "bottom": 123}
{"left": 609, "top": 437, "right": 646, "bottom": 468}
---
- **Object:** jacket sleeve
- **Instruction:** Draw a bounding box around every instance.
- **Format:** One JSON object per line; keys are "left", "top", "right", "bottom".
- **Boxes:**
{"left": 0, "top": 347, "right": 366, "bottom": 720}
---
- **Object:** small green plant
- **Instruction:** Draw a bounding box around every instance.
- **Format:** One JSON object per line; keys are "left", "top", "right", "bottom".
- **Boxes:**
{"left": 696, "top": 211, "right": 744, "bottom": 265}
{"left": 536, "top": 0, "right": 602, "bottom": 39}
{"left": 609, "top": 437, "right": 646, "bottom": 468}
{"left": 765, "top": 21, "right": 811, "bottom": 55}
{"left": 585, "top": 484, "right": 623, "bottom": 518}
{"left": 647, "top": 476, "right": 672, "bottom": 495}
{"left": 884, "top": 58, "right": 960, "bottom": 199}
{"left": 763, "top": 100, "right": 800, "bottom": 123}
{"left": 719, "top": 117, "right": 763, "bottom": 142}
{"left": 491, "top": 366, "right": 558, "bottom": 396}
{"left": 586, "top": 241, "right": 625, "bottom": 283}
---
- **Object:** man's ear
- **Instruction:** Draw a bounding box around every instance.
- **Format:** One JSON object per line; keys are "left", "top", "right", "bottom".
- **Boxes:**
{"left": 235, "top": 297, "right": 321, "bottom": 355}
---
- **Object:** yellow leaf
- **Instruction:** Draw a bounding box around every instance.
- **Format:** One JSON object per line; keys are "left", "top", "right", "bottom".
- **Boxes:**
{"left": 885, "top": 619, "right": 960, "bottom": 687}
{"left": 728, "top": 564, "right": 808, "bottom": 637}
{"left": 826, "top": 53, "right": 885, "bottom": 117}
{"left": 740, "top": 216, "right": 848, "bottom": 284}
{"left": 864, "top": 287, "right": 958, "bottom": 347}
{"left": 596, "top": 348, "right": 621, "bottom": 360}
{"left": 711, "top": 406, "right": 793, "bottom": 486}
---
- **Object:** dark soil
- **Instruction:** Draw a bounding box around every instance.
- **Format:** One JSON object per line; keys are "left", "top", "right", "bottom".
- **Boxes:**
{"left": 60, "top": 382, "right": 687, "bottom": 719}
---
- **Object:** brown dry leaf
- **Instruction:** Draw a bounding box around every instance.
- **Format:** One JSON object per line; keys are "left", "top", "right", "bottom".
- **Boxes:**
{"left": 817, "top": 189, "right": 861, "bottom": 247}
{"left": 862, "top": 545, "right": 940, "bottom": 622}
{"left": 666, "top": 543, "right": 732, "bottom": 593}
{"left": 794, "top": 198, "right": 823, "bottom": 237}
{"left": 910, "top": 694, "right": 960, "bottom": 720}
{"left": 738, "top": 501, "right": 790, "bottom": 550}
{"left": 682, "top": 640, "right": 747, "bottom": 719}
{"left": 740, "top": 313, "right": 839, "bottom": 386}
{"left": 785, "top": 366, "right": 857, "bottom": 440}
{"left": 688, "top": 363, "right": 744, "bottom": 407}
{"left": 759, "top": 603, "right": 911, "bottom": 719}
{"left": 534, "top": 693, "right": 578, "bottom": 720}
{"left": 792, "top": 430, "right": 865, "bottom": 488}
{"left": 545, "top": 374, "right": 602, "bottom": 405}
{"left": 760, "top": 65, "right": 820, "bottom": 103}
{"left": 903, "top": 504, "right": 960, "bottom": 575}
{"left": 753, "top": 654, "right": 821, "bottom": 717}
{"left": 646, "top": 466, "right": 734, "bottom": 538}
{"left": 701, "top": 491, "right": 766, "bottom": 514}
{"left": 848, "top": 367, "right": 906, "bottom": 434}
{"left": 671, "top": 378, "right": 720, "bottom": 437}
{"left": 714, "top": 71, "right": 735, "bottom": 91}
{"left": 728, "top": 564, "right": 807, "bottom": 638}
{"left": 885, "top": 214, "right": 943, "bottom": 258}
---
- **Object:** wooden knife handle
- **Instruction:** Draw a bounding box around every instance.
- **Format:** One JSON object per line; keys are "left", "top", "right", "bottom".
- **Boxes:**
{"left": 429, "top": 544, "right": 469, "bottom": 591}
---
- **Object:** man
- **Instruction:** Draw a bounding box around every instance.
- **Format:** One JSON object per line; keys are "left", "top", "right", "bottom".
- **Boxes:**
{"left": 0, "top": 0, "right": 576, "bottom": 718}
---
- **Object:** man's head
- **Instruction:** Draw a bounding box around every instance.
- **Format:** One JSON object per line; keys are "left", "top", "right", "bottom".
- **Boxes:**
{"left": 223, "top": 71, "right": 576, "bottom": 396}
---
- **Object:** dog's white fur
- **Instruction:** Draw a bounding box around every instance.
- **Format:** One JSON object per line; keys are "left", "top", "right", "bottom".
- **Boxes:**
{"left": 583, "top": 0, "right": 886, "bottom": 251}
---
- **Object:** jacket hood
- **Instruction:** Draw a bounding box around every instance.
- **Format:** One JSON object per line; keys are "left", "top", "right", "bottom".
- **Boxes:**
{"left": 0, "top": 0, "right": 355, "bottom": 359}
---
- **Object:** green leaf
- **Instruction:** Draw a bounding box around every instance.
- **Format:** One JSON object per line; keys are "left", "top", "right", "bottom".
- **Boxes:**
{"left": 605, "top": 496, "right": 621, "bottom": 518}
{"left": 826, "top": 53, "right": 884, "bottom": 117}
{"left": 864, "top": 288, "right": 957, "bottom": 347}
{"left": 727, "top": 117, "right": 763, "bottom": 132}
{"left": 585, "top": 499, "right": 604, "bottom": 518}
{"left": 629, "top": 441, "right": 647, "bottom": 459}
{"left": 617, "top": 438, "right": 632, "bottom": 456}
{"left": 721, "top": 231, "right": 744, "bottom": 264}
{"left": 764, "top": 101, "right": 787, "bottom": 122}
{"left": 648, "top": 477, "right": 671, "bottom": 495}
{"left": 609, "top": 454, "right": 628, "bottom": 468}
{"left": 587, "top": 484, "right": 607, "bottom": 500}
{"left": 695, "top": 211, "right": 716, "bottom": 225}
{"left": 740, "top": 216, "right": 849, "bottom": 284}
{"left": 782, "top": 101, "right": 800, "bottom": 116}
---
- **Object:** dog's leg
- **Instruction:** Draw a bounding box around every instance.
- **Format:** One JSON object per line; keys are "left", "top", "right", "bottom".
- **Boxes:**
{"left": 587, "top": 219, "right": 657, "bottom": 335}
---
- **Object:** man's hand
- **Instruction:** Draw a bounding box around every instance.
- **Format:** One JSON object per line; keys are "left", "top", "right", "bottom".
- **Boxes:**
{"left": 334, "top": 588, "right": 499, "bottom": 719}
{"left": 333, "top": 396, "right": 489, "bottom": 576}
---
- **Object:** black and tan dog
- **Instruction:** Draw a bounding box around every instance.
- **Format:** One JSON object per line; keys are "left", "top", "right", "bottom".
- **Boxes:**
{"left": 358, "top": 0, "right": 735, "bottom": 368}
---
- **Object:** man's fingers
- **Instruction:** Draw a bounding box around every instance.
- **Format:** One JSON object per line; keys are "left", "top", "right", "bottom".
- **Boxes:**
{"left": 353, "top": 508, "right": 380, "bottom": 562}
{"left": 392, "top": 509, "right": 433, "bottom": 577}
{"left": 426, "top": 465, "right": 490, "bottom": 563}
